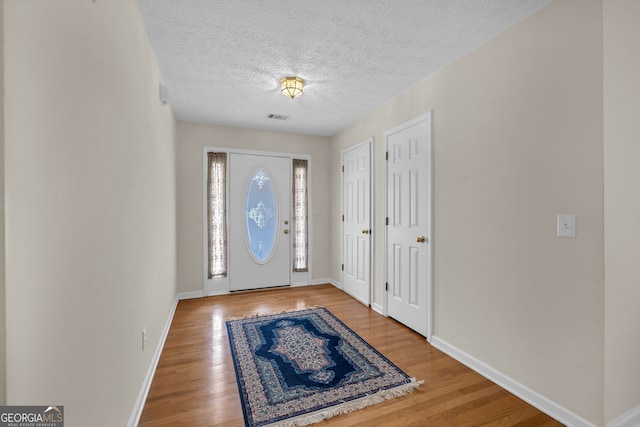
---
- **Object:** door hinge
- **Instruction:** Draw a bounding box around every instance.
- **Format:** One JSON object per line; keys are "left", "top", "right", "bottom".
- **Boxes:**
{"left": 341, "top": 264, "right": 344, "bottom": 271}
{"left": 342, "top": 165, "right": 344, "bottom": 172}
{"left": 385, "top": 151, "right": 389, "bottom": 161}
{"left": 386, "top": 217, "right": 389, "bottom": 226}
{"left": 385, "top": 282, "right": 389, "bottom": 291}
{"left": 342, "top": 214, "right": 344, "bottom": 222}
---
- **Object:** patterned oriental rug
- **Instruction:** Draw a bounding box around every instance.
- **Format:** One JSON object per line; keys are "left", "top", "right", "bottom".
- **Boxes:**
{"left": 226, "top": 306, "right": 422, "bottom": 427}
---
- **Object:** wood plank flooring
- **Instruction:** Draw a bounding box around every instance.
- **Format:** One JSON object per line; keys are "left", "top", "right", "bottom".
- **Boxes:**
{"left": 139, "top": 284, "right": 563, "bottom": 426}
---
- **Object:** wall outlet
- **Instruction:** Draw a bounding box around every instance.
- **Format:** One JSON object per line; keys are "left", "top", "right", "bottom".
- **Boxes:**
{"left": 142, "top": 327, "right": 147, "bottom": 352}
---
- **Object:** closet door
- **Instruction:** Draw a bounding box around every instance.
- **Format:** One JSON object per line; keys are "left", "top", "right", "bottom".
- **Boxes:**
{"left": 342, "top": 140, "right": 372, "bottom": 306}
{"left": 386, "top": 114, "right": 432, "bottom": 337}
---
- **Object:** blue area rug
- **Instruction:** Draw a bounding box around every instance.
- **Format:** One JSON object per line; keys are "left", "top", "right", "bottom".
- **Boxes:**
{"left": 226, "top": 306, "right": 422, "bottom": 427}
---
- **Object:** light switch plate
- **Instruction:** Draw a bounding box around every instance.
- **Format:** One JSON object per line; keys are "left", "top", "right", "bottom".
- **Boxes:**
{"left": 557, "top": 214, "right": 576, "bottom": 238}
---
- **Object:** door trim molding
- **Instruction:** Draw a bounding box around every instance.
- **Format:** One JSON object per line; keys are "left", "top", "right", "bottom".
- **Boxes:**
{"left": 202, "top": 146, "right": 312, "bottom": 295}
{"left": 383, "top": 112, "right": 433, "bottom": 341}
{"left": 340, "top": 137, "right": 374, "bottom": 306}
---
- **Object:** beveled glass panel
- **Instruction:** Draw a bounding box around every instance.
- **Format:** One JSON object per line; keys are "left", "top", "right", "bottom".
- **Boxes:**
{"left": 246, "top": 167, "right": 278, "bottom": 263}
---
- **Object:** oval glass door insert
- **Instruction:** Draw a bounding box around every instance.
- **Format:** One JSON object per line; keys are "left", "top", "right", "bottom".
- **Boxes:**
{"left": 246, "top": 167, "right": 278, "bottom": 263}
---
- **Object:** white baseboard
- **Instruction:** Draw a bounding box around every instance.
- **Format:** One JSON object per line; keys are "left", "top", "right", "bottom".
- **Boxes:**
{"left": 181, "top": 282, "right": 337, "bottom": 299}
{"left": 127, "top": 295, "right": 179, "bottom": 427}
{"left": 371, "top": 302, "right": 384, "bottom": 315}
{"left": 609, "top": 404, "right": 640, "bottom": 427}
{"left": 178, "top": 290, "right": 204, "bottom": 300}
{"left": 319, "top": 278, "right": 341, "bottom": 288}
{"left": 311, "top": 277, "right": 340, "bottom": 287}
{"left": 430, "top": 336, "right": 597, "bottom": 427}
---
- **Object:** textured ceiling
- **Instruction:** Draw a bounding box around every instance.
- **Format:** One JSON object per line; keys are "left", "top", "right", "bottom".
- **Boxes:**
{"left": 138, "top": 0, "right": 552, "bottom": 136}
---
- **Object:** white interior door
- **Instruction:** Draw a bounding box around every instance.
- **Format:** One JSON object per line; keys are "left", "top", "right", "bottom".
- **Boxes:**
{"left": 342, "top": 140, "right": 372, "bottom": 306}
{"left": 385, "top": 114, "right": 431, "bottom": 337}
{"left": 229, "top": 154, "right": 291, "bottom": 291}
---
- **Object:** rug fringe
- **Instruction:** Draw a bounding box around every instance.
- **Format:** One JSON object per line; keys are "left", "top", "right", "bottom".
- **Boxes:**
{"left": 226, "top": 305, "right": 324, "bottom": 321}
{"left": 265, "top": 378, "right": 424, "bottom": 427}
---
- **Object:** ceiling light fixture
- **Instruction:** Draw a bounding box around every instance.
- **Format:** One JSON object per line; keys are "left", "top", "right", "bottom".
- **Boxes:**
{"left": 280, "top": 76, "right": 304, "bottom": 99}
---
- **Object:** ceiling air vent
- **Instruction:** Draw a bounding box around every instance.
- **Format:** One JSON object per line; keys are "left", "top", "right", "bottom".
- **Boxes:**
{"left": 266, "top": 113, "right": 289, "bottom": 121}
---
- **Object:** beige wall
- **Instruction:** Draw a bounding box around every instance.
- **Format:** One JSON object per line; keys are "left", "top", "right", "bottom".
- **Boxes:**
{"left": 0, "top": 0, "right": 5, "bottom": 406}
{"left": 603, "top": 0, "right": 640, "bottom": 423}
{"left": 4, "top": 1, "right": 177, "bottom": 426}
{"left": 331, "top": 0, "right": 604, "bottom": 424}
{"left": 176, "top": 121, "right": 331, "bottom": 293}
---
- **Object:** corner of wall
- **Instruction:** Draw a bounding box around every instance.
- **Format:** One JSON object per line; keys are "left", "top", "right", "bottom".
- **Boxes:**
{"left": 603, "top": 0, "right": 640, "bottom": 423}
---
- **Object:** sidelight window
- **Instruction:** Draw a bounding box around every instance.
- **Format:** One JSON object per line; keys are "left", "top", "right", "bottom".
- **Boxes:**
{"left": 293, "top": 159, "right": 309, "bottom": 272}
{"left": 207, "top": 152, "right": 227, "bottom": 278}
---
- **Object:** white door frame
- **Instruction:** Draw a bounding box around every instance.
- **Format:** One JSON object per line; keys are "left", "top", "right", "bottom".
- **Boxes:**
{"left": 341, "top": 138, "right": 374, "bottom": 306}
{"left": 383, "top": 113, "right": 433, "bottom": 341}
{"left": 202, "top": 146, "right": 313, "bottom": 296}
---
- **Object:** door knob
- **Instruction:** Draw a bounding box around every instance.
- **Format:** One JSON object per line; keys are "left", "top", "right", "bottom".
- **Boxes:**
{"left": 284, "top": 229, "right": 289, "bottom": 234}
{"left": 416, "top": 235, "right": 426, "bottom": 243}
{"left": 362, "top": 229, "right": 370, "bottom": 234}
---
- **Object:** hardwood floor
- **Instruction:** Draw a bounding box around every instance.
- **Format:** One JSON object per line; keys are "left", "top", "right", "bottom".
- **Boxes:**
{"left": 139, "top": 284, "right": 563, "bottom": 426}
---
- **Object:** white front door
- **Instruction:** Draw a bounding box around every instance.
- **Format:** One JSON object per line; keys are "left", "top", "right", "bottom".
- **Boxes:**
{"left": 342, "top": 140, "right": 372, "bottom": 306}
{"left": 385, "top": 113, "right": 432, "bottom": 338}
{"left": 229, "top": 153, "right": 291, "bottom": 291}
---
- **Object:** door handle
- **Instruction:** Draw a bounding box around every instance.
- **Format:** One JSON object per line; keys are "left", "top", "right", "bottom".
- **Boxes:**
{"left": 284, "top": 229, "right": 289, "bottom": 234}
{"left": 362, "top": 229, "right": 370, "bottom": 234}
{"left": 416, "top": 235, "right": 426, "bottom": 243}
